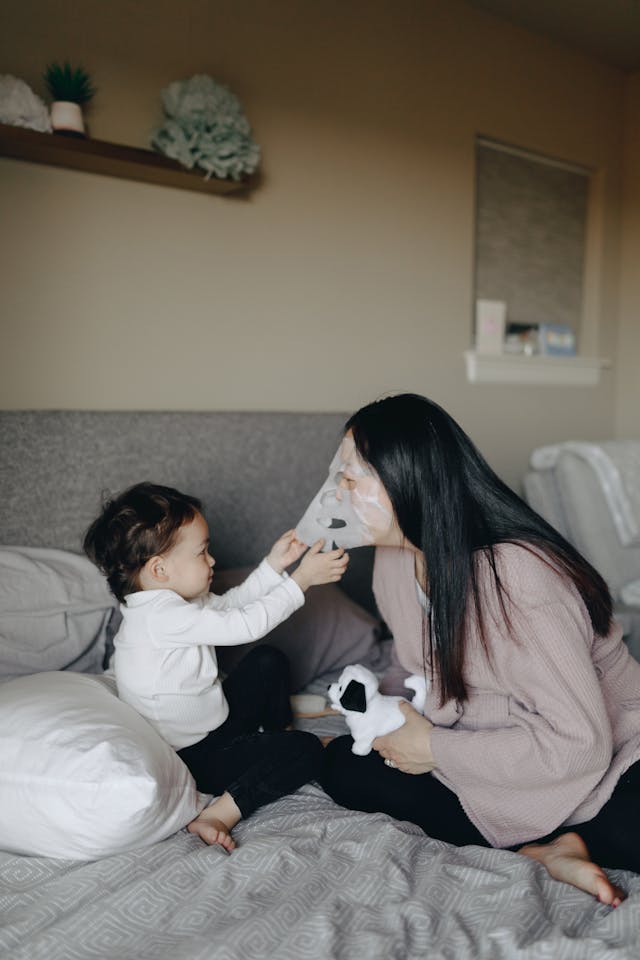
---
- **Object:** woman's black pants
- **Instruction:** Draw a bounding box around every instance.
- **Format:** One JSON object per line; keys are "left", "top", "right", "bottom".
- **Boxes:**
{"left": 322, "top": 734, "right": 640, "bottom": 873}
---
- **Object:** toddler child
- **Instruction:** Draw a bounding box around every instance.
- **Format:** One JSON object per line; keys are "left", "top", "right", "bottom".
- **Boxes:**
{"left": 84, "top": 481, "right": 348, "bottom": 851}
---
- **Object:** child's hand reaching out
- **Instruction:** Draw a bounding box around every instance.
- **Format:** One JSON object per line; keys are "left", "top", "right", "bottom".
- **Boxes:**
{"left": 291, "top": 540, "right": 349, "bottom": 592}
{"left": 266, "top": 529, "right": 309, "bottom": 574}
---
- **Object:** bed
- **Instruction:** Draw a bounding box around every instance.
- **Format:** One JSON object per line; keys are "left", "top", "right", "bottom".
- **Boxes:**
{"left": 1, "top": 411, "right": 639, "bottom": 960}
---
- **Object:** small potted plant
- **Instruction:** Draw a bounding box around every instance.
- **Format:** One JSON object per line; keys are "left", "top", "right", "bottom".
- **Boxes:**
{"left": 43, "top": 61, "right": 96, "bottom": 137}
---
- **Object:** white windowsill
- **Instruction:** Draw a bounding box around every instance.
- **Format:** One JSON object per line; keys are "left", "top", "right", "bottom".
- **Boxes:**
{"left": 464, "top": 350, "right": 611, "bottom": 386}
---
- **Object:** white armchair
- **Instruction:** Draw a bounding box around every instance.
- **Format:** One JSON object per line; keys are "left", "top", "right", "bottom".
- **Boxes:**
{"left": 524, "top": 441, "right": 640, "bottom": 660}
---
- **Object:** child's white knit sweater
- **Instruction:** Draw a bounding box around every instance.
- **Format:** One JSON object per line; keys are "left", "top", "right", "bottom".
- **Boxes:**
{"left": 114, "top": 559, "right": 304, "bottom": 749}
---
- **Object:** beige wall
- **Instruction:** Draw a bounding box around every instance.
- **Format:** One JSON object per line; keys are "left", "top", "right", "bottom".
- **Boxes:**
{"left": 615, "top": 71, "right": 640, "bottom": 437}
{"left": 0, "top": 0, "right": 630, "bottom": 488}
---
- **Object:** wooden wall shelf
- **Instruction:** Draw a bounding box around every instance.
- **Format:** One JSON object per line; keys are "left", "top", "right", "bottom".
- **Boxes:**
{"left": 0, "top": 122, "right": 255, "bottom": 196}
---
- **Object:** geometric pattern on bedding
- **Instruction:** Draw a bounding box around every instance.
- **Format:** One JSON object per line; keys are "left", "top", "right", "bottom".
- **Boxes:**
{"left": 1, "top": 781, "right": 639, "bottom": 960}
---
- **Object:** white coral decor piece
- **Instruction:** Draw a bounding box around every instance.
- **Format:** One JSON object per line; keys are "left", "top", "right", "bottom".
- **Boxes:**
{"left": 0, "top": 75, "right": 51, "bottom": 132}
{"left": 151, "top": 74, "right": 260, "bottom": 181}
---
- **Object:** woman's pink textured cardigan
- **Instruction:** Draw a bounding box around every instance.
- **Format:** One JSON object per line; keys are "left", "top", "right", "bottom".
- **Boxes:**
{"left": 373, "top": 542, "right": 640, "bottom": 848}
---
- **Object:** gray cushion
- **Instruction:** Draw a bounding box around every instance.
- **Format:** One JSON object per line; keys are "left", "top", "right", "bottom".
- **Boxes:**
{"left": 213, "top": 566, "right": 382, "bottom": 691}
{"left": 0, "top": 547, "right": 115, "bottom": 681}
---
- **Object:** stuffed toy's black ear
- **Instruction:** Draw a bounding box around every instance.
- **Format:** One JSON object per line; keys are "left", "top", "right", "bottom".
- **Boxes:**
{"left": 340, "top": 679, "right": 367, "bottom": 713}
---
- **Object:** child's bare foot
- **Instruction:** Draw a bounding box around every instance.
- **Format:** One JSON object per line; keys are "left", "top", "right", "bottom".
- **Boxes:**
{"left": 188, "top": 815, "right": 236, "bottom": 852}
{"left": 320, "top": 735, "right": 335, "bottom": 747}
{"left": 519, "top": 832, "right": 625, "bottom": 907}
{"left": 188, "top": 790, "right": 241, "bottom": 852}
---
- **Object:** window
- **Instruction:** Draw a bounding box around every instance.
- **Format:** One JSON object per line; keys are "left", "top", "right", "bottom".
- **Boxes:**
{"left": 475, "top": 136, "right": 590, "bottom": 338}
{"left": 467, "top": 137, "right": 607, "bottom": 384}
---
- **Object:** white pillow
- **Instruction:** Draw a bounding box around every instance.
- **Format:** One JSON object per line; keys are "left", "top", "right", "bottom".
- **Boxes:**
{"left": 0, "top": 671, "right": 211, "bottom": 860}
{"left": 0, "top": 546, "right": 116, "bottom": 680}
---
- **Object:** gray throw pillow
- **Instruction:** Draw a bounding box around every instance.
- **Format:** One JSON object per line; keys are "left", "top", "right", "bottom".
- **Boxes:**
{"left": 214, "top": 566, "right": 382, "bottom": 691}
{"left": 0, "top": 547, "right": 116, "bottom": 681}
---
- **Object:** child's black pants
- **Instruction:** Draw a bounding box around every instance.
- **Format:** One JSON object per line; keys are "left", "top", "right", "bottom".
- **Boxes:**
{"left": 177, "top": 645, "right": 323, "bottom": 818}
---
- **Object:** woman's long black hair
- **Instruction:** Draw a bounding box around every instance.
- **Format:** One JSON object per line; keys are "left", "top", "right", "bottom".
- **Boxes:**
{"left": 346, "top": 394, "right": 612, "bottom": 705}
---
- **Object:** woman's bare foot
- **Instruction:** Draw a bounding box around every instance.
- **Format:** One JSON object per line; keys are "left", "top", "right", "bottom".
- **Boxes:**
{"left": 187, "top": 791, "right": 241, "bottom": 852}
{"left": 519, "top": 832, "right": 625, "bottom": 907}
{"left": 188, "top": 815, "right": 236, "bottom": 852}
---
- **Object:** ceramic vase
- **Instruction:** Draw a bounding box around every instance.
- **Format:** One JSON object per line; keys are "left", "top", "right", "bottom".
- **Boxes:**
{"left": 50, "top": 101, "right": 85, "bottom": 136}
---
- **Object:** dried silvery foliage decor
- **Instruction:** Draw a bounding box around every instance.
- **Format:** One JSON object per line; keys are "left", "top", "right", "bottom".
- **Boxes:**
{"left": 0, "top": 75, "right": 51, "bottom": 132}
{"left": 151, "top": 74, "right": 260, "bottom": 181}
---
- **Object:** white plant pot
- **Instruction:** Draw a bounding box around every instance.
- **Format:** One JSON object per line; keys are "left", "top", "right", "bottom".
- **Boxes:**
{"left": 50, "top": 101, "right": 85, "bottom": 135}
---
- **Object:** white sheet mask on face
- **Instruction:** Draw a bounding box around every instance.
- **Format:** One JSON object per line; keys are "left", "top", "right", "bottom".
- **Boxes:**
{"left": 296, "top": 435, "right": 393, "bottom": 550}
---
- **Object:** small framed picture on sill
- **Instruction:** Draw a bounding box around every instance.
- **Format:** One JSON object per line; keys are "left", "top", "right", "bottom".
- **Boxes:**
{"left": 475, "top": 299, "right": 506, "bottom": 355}
{"left": 539, "top": 324, "right": 577, "bottom": 356}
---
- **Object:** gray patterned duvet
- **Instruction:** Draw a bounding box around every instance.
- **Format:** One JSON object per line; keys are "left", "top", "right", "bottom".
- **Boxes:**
{"left": 2, "top": 707, "right": 639, "bottom": 960}
{"left": 3, "top": 413, "right": 638, "bottom": 958}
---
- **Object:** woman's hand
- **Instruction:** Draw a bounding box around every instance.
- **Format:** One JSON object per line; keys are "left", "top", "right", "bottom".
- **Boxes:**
{"left": 373, "top": 701, "right": 437, "bottom": 775}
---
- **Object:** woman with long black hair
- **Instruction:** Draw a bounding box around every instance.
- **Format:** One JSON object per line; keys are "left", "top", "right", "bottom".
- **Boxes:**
{"left": 321, "top": 393, "right": 640, "bottom": 905}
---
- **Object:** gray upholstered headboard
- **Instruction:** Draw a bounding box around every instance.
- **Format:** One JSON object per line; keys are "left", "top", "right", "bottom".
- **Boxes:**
{"left": 0, "top": 411, "right": 375, "bottom": 612}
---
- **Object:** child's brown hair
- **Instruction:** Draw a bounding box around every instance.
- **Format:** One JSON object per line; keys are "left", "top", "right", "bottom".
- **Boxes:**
{"left": 83, "top": 481, "right": 202, "bottom": 602}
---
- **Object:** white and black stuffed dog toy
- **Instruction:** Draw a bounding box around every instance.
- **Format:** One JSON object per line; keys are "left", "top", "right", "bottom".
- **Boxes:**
{"left": 328, "top": 663, "right": 428, "bottom": 756}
